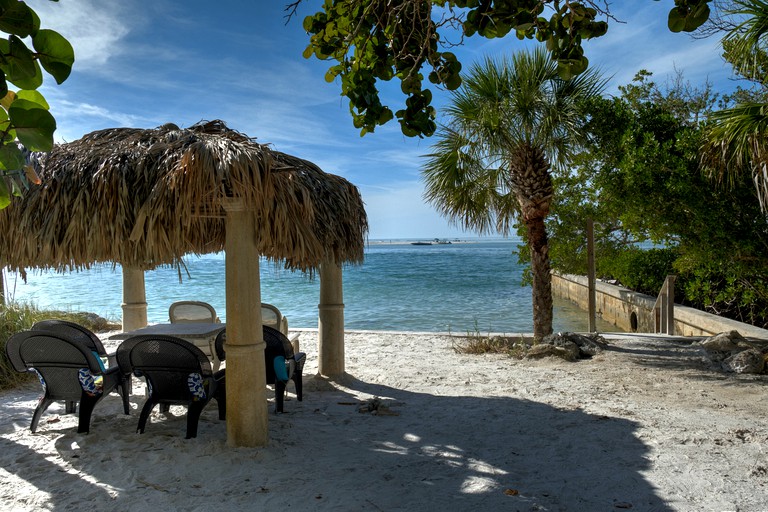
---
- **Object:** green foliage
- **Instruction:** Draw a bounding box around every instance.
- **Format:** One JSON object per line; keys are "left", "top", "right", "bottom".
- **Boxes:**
{"left": 545, "top": 69, "right": 768, "bottom": 328}
{"left": 0, "top": 0, "right": 73, "bottom": 207}
{"left": 0, "top": 301, "right": 118, "bottom": 391}
{"left": 33, "top": 29, "right": 74, "bottom": 84}
{"left": 700, "top": 0, "right": 768, "bottom": 210}
{"left": 601, "top": 248, "right": 678, "bottom": 295}
{"left": 720, "top": 0, "right": 768, "bottom": 80}
{"left": 676, "top": 259, "right": 768, "bottom": 325}
{"left": 298, "top": 0, "right": 711, "bottom": 137}
{"left": 668, "top": 0, "right": 711, "bottom": 32}
{"left": 721, "top": 37, "right": 768, "bottom": 89}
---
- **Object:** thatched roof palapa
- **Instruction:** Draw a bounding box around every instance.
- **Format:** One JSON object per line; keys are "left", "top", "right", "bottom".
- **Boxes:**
{"left": 0, "top": 120, "right": 368, "bottom": 273}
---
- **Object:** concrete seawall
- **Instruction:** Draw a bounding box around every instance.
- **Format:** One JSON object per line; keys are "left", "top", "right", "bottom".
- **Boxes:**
{"left": 552, "top": 273, "right": 768, "bottom": 339}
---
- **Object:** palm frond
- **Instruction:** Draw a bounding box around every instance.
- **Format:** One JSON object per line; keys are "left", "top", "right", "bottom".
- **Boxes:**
{"left": 702, "top": 102, "right": 768, "bottom": 209}
{"left": 723, "top": 0, "right": 768, "bottom": 79}
{"left": 422, "top": 125, "right": 512, "bottom": 233}
{"left": 422, "top": 47, "right": 605, "bottom": 233}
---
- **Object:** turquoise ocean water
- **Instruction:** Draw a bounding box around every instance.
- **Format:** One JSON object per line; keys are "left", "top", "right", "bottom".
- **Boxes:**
{"left": 5, "top": 239, "right": 617, "bottom": 334}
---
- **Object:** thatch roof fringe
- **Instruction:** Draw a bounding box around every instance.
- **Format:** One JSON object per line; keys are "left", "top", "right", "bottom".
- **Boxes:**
{"left": 0, "top": 120, "right": 367, "bottom": 273}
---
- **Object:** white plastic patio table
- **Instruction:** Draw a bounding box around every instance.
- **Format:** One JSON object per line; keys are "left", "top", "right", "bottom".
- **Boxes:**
{"left": 110, "top": 322, "right": 226, "bottom": 371}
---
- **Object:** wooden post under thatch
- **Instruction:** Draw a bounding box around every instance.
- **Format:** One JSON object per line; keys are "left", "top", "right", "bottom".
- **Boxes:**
{"left": 122, "top": 267, "right": 148, "bottom": 331}
{"left": 223, "top": 198, "right": 268, "bottom": 447}
{"left": 318, "top": 258, "right": 345, "bottom": 377}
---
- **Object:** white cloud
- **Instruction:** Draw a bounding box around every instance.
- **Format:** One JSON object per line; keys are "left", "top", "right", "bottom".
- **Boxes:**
{"left": 360, "top": 181, "right": 470, "bottom": 239}
{"left": 28, "top": 0, "right": 136, "bottom": 69}
{"left": 585, "top": 2, "right": 733, "bottom": 93}
{"left": 216, "top": 100, "right": 349, "bottom": 155}
{"left": 52, "top": 100, "right": 148, "bottom": 137}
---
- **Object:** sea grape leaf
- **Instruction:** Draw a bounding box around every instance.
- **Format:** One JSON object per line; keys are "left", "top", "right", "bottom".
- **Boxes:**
{"left": 8, "top": 98, "right": 55, "bottom": 151}
{"left": 16, "top": 89, "right": 48, "bottom": 109}
{"left": 0, "top": 140, "right": 23, "bottom": 170}
{"left": 33, "top": 29, "right": 74, "bottom": 84}
{"left": 0, "top": 0, "right": 37, "bottom": 38}
{"left": 0, "top": 176, "right": 10, "bottom": 208}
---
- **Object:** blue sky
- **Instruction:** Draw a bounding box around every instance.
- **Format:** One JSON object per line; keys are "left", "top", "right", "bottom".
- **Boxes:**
{"left": 28, "top": 0, "right": 735, "bottom": 240}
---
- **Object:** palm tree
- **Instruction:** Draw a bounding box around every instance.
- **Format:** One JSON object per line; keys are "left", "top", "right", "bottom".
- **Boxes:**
{"left": 421, "top": 48, "right": 605, "bottom": 339}
{"left": 701, "top": 0, "right": 768, "bottom": 211}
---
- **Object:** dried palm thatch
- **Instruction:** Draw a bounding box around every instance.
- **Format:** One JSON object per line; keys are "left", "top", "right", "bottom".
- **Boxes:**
{"left": 0, "top": 120, "right": 367, "bottom": 273}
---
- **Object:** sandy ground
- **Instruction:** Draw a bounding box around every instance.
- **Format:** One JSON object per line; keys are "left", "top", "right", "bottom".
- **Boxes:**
{"left": 1, "top": 330, "right": 767, "bottom": 512}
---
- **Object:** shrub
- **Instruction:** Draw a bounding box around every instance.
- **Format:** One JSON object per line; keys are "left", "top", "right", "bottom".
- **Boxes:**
{"left": 594, "top": 247, "right": 768, "bottom": 329}
{"left": 676, "top": 263, "right": 768, "bottom": 328}
{"left": 0, "top": 302, "right": 119, "bottom": 391}
{"left": 0, "top": 302, "right": 40, "bottom": 390}
{"left": 600, "top": 247, "right": 678, "bottom": 296}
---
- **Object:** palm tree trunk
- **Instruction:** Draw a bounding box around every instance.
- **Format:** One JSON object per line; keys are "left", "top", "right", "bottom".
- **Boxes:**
{"left": 510, "top": 145, "right": 554, "bottom": 339}
{"left": 526, "top": 213, "right": 553, "bottom": 339}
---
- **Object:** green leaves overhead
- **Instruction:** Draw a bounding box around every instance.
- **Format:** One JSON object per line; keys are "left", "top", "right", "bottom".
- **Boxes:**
{"left": 300, "top": 0, "right": 713, "bottom": 137}
{"left": 0, "top": 35, "right": 41, "bottom": 88}
{"left": 303, "top": 0, "right": 449, "bottom": 137}
{"left": 0, "top": 137, "right": 24, "bottom": 170}
{"left": 0, "top": 0, "right": 74, "bottom": 207}
{"left": 9, "top": 98, "right": 55, "bottom": 151}
{"left": 33, "top": 29, "right": 74, "bottom": 84}
{"left": 668, "top": 0, "right": 711, "bottom": 32}
{"left": 15, "top": 88, "right": 48, "bottom": 109}
{"left": 0, "top": 0, "right": 39, "bottom": 38}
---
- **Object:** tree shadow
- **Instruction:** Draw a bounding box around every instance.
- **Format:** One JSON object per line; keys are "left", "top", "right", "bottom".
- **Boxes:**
{"left": 604, "top": 342, "right": 713, "bottom": 371}
{"left": 602, "top": 335, "right": 768, "bottom": 386}
{"left": 300, "top": 374, "right": 672, "bottom": 511}
{"left": 0, "top": 432, "right": 115, "bottom": 507}
{"left": 1, "top": 374, "right": 673, "bottom": 511}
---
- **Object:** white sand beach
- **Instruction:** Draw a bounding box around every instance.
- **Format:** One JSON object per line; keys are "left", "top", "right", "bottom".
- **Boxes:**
{"left": 1, "top": 330, "right": 767, "bottom": 511}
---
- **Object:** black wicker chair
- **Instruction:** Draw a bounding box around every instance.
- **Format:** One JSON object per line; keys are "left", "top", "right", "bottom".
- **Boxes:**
{"left": 31, "top": 319, "right": 132, "bottom": 396}
{"left": 32, "top": 319, "right": 108, "bottom": 356}
{"left": 5, "top": 330, "right": 130, "bottom": 433}
{"left": 214, "top": 326, "right": 306, "bottom": 414}
{"left": 116, "top": 335, "right": 224, "bottom": 438}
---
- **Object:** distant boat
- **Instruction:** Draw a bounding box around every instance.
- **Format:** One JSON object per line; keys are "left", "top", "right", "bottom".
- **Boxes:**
{"left": 410, "top": 238, "right": 453, "bottom": 245}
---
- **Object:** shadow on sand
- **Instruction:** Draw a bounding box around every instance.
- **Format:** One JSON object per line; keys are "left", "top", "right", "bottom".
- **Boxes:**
{"left": 1, "top": 371, "right": 673, "bottom": 511}
{"left": 304, "top": 374, "right": 672, "bottom": 511}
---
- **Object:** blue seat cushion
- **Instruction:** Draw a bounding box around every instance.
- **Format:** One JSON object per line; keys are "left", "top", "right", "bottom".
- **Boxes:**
{"left": 273, "top": 356, "right": 289, "bottom": 382}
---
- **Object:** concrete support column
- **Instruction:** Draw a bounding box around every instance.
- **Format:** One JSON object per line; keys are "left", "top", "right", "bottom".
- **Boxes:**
{"left": 122, "top": 267, "right": 148, "bottom": 331}
{"left": 318, "top": 258, "right": 344, "bottom": 377}
{"left": 223, "top": 198, "right": 268, "bottom": 447}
